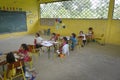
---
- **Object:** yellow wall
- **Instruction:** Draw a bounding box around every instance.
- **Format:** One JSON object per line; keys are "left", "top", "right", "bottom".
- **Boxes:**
{"left": 0, "top": 0, "right": 39, "bottom": 38}
{"left": 108, "top": 20, "right": 120, "bottom": 45}
{"left": 40, "top": 19, "right": 107, "bottom": 36}
{"left": 39, "top": 20, "right": 120, "bottom": 46}
{"left": 39, "top": 19, "right": 120, "bottom": 45}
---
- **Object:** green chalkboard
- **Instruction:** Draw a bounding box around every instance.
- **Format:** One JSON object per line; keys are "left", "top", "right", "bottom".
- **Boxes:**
{"left": 0, "top": 11, "right": 27, "bottom": 34}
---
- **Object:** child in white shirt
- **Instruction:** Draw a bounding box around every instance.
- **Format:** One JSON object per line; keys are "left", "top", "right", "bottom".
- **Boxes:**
{"left": 79, "top": 31, "right": 87, "bottom": 46}
{"left": 34, "top": 33, "right": 43, "bottom": 48}
{"left": 57, "top": 37, "right": 69, "bottom": 57}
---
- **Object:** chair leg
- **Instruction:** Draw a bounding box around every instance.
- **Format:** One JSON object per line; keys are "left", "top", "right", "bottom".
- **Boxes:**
{"left": 60, "top": 54, "right": 65, "bottom": 63}
{"left": 30, "top": 61, "right": 33, "bottom": 69}
{"left": 34, "top": 52, "right": 40, "bottom": 57}
{"left": 60, "top": 57, "right": 65, "bottom": 63}
{"left": 53, "top": 53, "right": 58, "bottom": 60}
{"left": 3, "top": 71, "right": 7, "bottom": 80}
{"left": 21, "top": 67, "right": 26, "bottom": 80}
{"left": 25, "top": 61, "right": 33, "bottom": 69}
{"left": 77, "top": 44, "right": 81, "bottom": 51}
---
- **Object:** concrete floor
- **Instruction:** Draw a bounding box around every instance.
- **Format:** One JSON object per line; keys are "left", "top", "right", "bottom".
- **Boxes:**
{"left": 0, "top": 35, "right": 120, "bottom": 80}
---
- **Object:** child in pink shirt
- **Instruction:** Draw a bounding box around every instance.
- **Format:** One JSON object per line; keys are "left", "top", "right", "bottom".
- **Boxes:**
{"left": 18, "top": 44, "right": 31, "bottom": 62}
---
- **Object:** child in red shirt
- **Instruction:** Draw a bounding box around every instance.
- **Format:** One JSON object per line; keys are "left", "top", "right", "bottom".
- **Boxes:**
{"left": 18, "top": 44, "right": 31, "bottom": 62}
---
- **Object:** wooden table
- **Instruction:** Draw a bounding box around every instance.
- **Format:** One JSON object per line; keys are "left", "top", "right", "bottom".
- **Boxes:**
{"left": 41, "top": 41, "right": 59, "bottom": 59}
{"left": 0, "top": 55, "right": 7, "bottom": 71}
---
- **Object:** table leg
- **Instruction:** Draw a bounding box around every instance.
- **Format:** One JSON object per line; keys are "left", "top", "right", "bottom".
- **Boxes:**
{"left": 2, "top": 65, "right": 4, "bottom": 71}
{"left": 48, "top": 47, "right": 50, "bottom": 59}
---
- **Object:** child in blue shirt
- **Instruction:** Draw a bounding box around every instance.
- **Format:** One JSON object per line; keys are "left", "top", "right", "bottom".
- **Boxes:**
{"left": 70, "top": 33, "right": 77, "bottom": 51}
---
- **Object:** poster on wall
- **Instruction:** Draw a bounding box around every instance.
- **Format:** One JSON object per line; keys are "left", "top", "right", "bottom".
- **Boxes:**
{"left": 40, "top": 18, "right": 55, "bottom": 26}
{"left": 55, "top": 18, "right": 66, "bottom": 30}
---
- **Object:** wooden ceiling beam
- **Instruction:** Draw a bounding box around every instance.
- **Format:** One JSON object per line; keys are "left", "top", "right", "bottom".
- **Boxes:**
{"left": 38, "top": 0, "right": 71, "bottom": 4}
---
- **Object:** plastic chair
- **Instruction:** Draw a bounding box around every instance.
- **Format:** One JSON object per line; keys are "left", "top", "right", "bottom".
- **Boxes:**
{"left": 56, "top": 34, "right": 60, "bottom": 41}
{"left": 76, "top": 37, "right": 83, "bottom": 50}
{"left": 4, "top": 60, "right": 26, "bottom": 80}
{"left": 95, "top": 34, "right": 105, "bottom": 45}
{"left": 25, "top": 53, "right": 33, "bottom": 69}
{"left": 0, "top": 74, "right": 3, "bottom": 80}
{"left": 27, "top": 45, "right": 40, "bottom": 57}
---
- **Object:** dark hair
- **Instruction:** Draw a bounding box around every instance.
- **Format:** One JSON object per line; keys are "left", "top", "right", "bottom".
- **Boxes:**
{"left": 52, "top": 33, "right": 56, "bottom": 36}
{"left": 72, "top": 33, "right": 76, "bottom": 38}
{"left": 88, "top": 27, "right": 93, "bottom": 30}
{"left": 63, "top": 37, "right": 68, "bottom": 44}
{"left": 36, "top": 33, "right": 40, "bottom": 37}
{"left": 80, "top": 31, "right": 83, "bottom": 34}
{"left": 59, "top": 21, "right": 62, "bottom": 23}
{"left": 21, "top": 44, "right": 28, "bottom": 51}
{"left": 6, "top": 52, "right": 15, "bottom": 63}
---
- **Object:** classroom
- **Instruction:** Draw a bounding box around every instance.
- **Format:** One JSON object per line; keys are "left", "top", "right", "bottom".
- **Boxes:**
{"left": 0, "top": 0, "right": 120, "bottom": 80}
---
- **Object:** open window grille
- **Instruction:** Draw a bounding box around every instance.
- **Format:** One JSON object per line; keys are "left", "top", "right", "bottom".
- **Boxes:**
{"left": 40, "top": 0, "right": 110, "bottom": 19}
{"left": 113, "top": 0, "right": 120, "bottom": 19}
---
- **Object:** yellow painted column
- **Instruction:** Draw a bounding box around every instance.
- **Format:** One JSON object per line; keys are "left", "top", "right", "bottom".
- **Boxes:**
{"left": 105, "top": 0, "right": 115, "bottom": 43}
{"left": 37, "top": 1, "right": 40, "bottom": 20}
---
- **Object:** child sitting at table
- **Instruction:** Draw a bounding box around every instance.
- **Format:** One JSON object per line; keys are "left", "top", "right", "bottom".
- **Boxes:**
{"left": 17, "top": 43, "right": 31, "bottom": 62}
{"left": 34, "top": 33, "right": 43, "bottom": 48}
{"left": 6, "top": 52, "right": 26, "bottom": 78}
{"left": 17, "top": 44, "right": 31, "bottom": 73}
{"left": 6, "top": 52, "right": 17, "bottom": 78}
{"left": 57, "top": 37, "right": 69, "bottom": 57}
{"left": 50, "top": 33, "right": 58, "bottom": 42}
{"left": 6, "top": 52, "right": 36, "bottom": 80}
{"left": 79, "top": 31, "right": 87, "bottom": 46}
{"left": 88, "top": 27, "right": 94, "bottom": 42}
